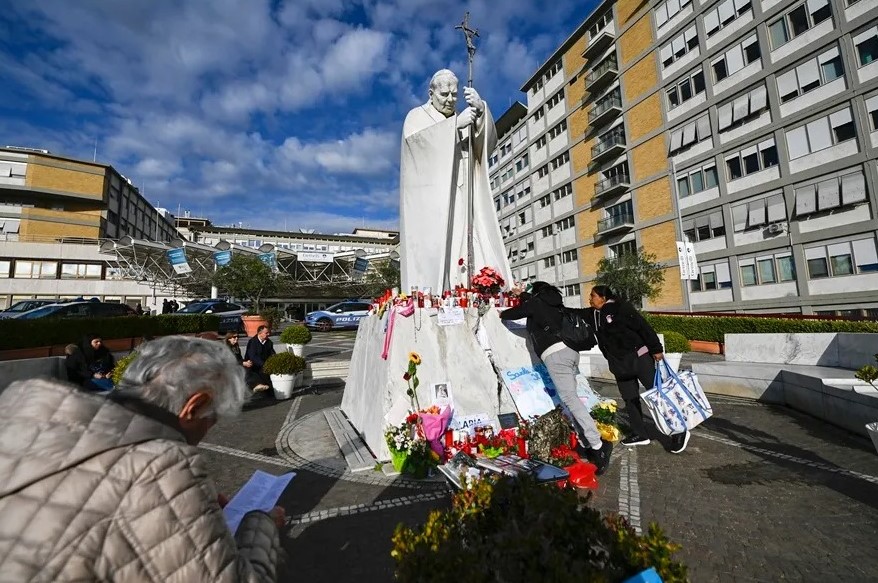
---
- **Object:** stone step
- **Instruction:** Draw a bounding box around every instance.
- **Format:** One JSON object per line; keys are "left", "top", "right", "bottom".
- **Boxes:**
{"left": 323, "top": 407, "right": 375, "bottom": 473}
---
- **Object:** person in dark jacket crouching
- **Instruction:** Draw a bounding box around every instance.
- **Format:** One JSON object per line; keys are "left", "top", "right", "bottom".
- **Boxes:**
{"left": 501, "top": 281, "right": 613, "bottom": 475}
{"left": 588, "top": 285, "right": 689, "bottom": 454}
{"left": 0, "top": 336, "right": 284, "bottom": 581}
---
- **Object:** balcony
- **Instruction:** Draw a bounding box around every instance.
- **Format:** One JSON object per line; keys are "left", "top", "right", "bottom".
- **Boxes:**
{"left": 588, "top": 94, "right": 622, "bottom": 128}
{"left": 582, "top": 29, "right": 615, "bottom": 61}
{"left": 593, "top": 172, "right": 630, "bottom": 200}
{"left": 585, "top": 58, "right": 618, "bottom": 93}
{"left": 596, "top": 213, "right": 634, "bottom": 237}
{"left": 591, "top": 131, "right": 626, "bottom": 163}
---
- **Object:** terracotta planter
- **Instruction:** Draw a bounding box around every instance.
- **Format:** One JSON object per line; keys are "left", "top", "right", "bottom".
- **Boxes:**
{"left": 241, "top": 315, "right": 268, "bottom": 337}
{"left": 689, "top": 340, "right": 724, "bottom": 354}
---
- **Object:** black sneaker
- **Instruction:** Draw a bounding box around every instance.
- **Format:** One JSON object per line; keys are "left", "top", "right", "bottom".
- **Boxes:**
{"left": 670, "top": 430, "right": 690, "bottom": 454}
{"left": 621, "top": 434, "right": 651, "bottom": 447}
{"left": 587, "top": 440, "right": 613, "bottom": 476}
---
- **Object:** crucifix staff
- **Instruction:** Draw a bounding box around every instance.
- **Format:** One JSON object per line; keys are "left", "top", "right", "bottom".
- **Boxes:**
{"left": 456, "top": 12, "right": 479, "bottom": 287}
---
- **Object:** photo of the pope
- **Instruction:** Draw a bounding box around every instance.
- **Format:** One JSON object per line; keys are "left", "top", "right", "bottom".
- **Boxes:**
{"left": 431, "top": 382, "right": 452, "bottom": 408}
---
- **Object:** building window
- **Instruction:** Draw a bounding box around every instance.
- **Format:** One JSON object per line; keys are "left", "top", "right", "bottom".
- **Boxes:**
{"left": 489, "top": 153, "right": 499, "bottom": 168}
{"left": 867, "top": 95, "right": 878, "bottom": 130}
{"left": 544, "top": 256, "right": 557, "bottom": 268}
{"left": 0, "top": 260, "right": 10, "bottom": 278}
{"left": 537, "top": 165, "right": 549, "bottom": 179}
{"left": 610, "top": 240, "right": 637, "bottom": 258}
{"left": 712, "top": 34, "right": 760, "bottom": 82}
{"left": 785, "top": 107, "right": 856, "bottom": 160}
{"left": 669, "top": 114, "right": 711, "bottom": 155}
{"left": 501, "top": 142, "right": 512, "bottom": 157}
{"left": 740, "top": 253, "right": 796, "bottom": 285}
{"left": 541, "top": 225, "right": 554, "bottom": 237}
{"left": 550, "top": 151, "right": 570, "bottom": 170}
{"left": 691, "top": 262, "right": 732, "bottom": 291}
{"left": 533, "top": 107, "right": 545, "bottom": 121}
{"left": 682, "top": 211, "right": 725, "bottom": 242}
{"left": 855, "top": 27, "right": 877, "bottom": 66}
{"left": 494, "top": 197, "right": 501, "bottom": 212}
{"left": 769, "top": 0, "right": 832, "bottom": 49}
{"left": 805, "top": 237, "right": 878, "bottom": 279}
{"left": 717, "top": 83, "right": 768, "bottom": 132}
{"left": 589, "top": 12, "right": 613, "bottom": 38}
{"left": 660, "top": 24, "right": 698, "bottom": 69}
{"left": 545, "top": 60, "right": 563, "bottom": 81}
{"left": 724, "top": 138, "right": 778, "bottom": 181}
{"left": 548, "top": 120, "right": 568, "bottom": 140}
{"left": 60, "top": 263, "right": 102, "bottom": 279}
{"left": 517, "top": 182, "right": 531, "bottom": 200}
{"left": 704, "top": 0, "right": 753, "bottom": 37}
{"left": 515, "top": 153, "right": 529, "bottom": 172}
{"left": 535, "top": 136, "right": 547, "bottom": 149}
{"left": 556, "top": 216, "right": 575, "bottom": 231}
{"left": 677, "top": 163, "right": 718, "bottom": 198}
{"left": 13, "top": 260, "right": 58, "bottom": 279}
{"left": 564, "top": 283, "right": 581, "bottom": 296}
{"left": 546, "top": 89, "right": 565, "bottom": 110}
{"left": 667, "top": 69, "right": 705, "bottom": 110}
{"left": 794, "top": 170, "right": 867, "bottom": 216}
{"left": 562, "top": 249, "right": 578, "bottom": 263}
{"left": 731, "top": 192, "right": 785, "bottom": 231}
{"left": 553, "top": 184, "right": 572, "bottom": 201}
{"left": 539, "top": 194, "right": 552, "bottom": 208}
{"left": 776, "top": 47, "right": 844, "bottom": 104}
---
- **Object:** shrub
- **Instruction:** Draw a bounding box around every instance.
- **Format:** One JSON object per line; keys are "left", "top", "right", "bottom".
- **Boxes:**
{"left": 644, "top": 313, "right": 878, "bottom": 343}
{"left": 262, "top": 352, "right": 305, "bottom": 375}
{"left": 0, "top": 315, "right": 221, "bottom": 351}
{"left": 111, "top": 351, "right": 138, "bottom": 386}
{"left": 280, "top": 324, "right": 312, "bottom": 345}
{"left": 660, "top": 331, "right": 690, "bottom": 353}
{"left": 855, "top": 353, "right": 878, "bottom": 388}
{"left": 391, "top": 475, "right": 687, "bottom": 583}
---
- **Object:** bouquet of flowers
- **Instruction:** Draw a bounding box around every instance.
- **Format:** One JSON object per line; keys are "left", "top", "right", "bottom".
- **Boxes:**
{"left": 590, "top": 400, "right": 621, "bottom": 443}
{"left": 385, "top": 413, "right": 436, "bottom": 478}
{"left": 471, "top": 266, "right": 505, "bottom": 298}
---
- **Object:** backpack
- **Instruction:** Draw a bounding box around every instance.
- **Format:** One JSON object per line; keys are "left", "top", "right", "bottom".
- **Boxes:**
{"left": 557, "top": 307, "right": 597, "bottom": 351}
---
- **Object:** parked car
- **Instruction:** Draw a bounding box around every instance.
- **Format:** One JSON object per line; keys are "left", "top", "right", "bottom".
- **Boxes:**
{"left": 13, "top": 301, "right": 137, "bottom": 320}
{"left": 172, "top": 299, "right": 246, "bottom": 334}
{"left": 305, "top": 301, "right": 372, "bottom": 331}
{"left": 0, "top": 299, "right": 58, "bottom": 319}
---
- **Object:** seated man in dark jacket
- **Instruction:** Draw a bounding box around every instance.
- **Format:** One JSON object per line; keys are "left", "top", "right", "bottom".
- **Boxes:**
{"left": 244, "top": 325, "right": 275, "bottom": 392}
{"left": 501, "top": 281, "right": 612, "bottom": 475}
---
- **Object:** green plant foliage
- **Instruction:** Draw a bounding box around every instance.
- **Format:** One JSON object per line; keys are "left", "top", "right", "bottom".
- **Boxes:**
{"left": 0, "top": 315, "right": 220, "bottom": 351}
{"left": 259, "top": 307, "right": 283, "bottom": 331}
{"left": 280, "top": 324, "right": 312, "bottom": 345}
{"left": 660, "top": 331, "right": 691, "bottom": 353}
{"left": 855, "top": 353, "right": 878, "bottom": 388}
{"left": 111, "top": 351, "right": 138, "bottom": 386}
{"left": 213, "top": 254, "right": 281, "bottom": 314}
{"left": 644, "top": 314, "right": 878, "bottom": 343}
{"left": 595, "top": 248, "right": 665, "bottom": 307}
{"left": 391, "top": 476, "right": 688, "bottom": 583}
{"left": 262, "top": 352, "right": 305, "bottom": 375}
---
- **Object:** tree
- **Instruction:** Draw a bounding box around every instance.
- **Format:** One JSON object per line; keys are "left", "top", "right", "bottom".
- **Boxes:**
{"left": 365, "top": 259, "right": 400, "bottom": 290}
{"left": 595, "top": 247, "right": 665, "bottom": 307}
{"left": 213, "top": 254, "right": 281, "bottom": 313}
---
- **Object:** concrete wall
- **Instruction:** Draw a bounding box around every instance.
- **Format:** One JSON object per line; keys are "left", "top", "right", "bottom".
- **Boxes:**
{"left": 0, "top": 356, "right": 66, "bottom": 392}
{"left": 724, "top": 333, "right": 878, "bottom": 369}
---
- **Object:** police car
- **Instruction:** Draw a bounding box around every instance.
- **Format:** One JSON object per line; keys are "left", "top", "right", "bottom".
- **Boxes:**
{"left": 304, "top": 300, "right": 372, "bottom": 331}
{"left": 173, "top": 299, "right": 247, "bottom": 334}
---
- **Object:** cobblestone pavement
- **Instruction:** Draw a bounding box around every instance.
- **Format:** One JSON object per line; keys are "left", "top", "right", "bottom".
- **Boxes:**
{"left": 198, "top": 345, "right": 878, "bottom": 582}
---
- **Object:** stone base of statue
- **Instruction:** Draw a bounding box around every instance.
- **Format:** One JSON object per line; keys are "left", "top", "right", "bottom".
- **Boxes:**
{"left": 341, "top": 306, "right": 540, "bottom": 461}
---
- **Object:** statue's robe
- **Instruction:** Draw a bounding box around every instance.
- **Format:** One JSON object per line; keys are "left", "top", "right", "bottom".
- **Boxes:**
{"left": 399, "top": 102, "right": 513, "bottom": 292}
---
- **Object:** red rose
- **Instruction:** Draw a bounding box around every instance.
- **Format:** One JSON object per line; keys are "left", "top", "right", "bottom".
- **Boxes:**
{"left": 458, "top": 258, "right": 465, "bottom": 266}
{"left": 403, "top": 372, "right": 411, "bottom": 381}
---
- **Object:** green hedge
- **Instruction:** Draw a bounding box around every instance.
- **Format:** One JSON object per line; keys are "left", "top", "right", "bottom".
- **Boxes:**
{"left": 645, "top": 313, "right": 878, "bottom": 343}
{"left": 0, "top": 315, "right": 220, "bottom": 351}
{"left": 659, "top": 330, "right": 691, "bottom": 353}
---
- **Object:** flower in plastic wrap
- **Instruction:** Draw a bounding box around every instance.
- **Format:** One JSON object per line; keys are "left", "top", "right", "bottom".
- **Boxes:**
{"left": 596, "top": 422, "right": 620, "bottom": 443}
{"left": 419, "top": 406, "right": 453, "bottom": 458}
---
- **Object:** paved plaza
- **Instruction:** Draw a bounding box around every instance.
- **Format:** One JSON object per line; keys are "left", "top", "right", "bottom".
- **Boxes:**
{"left": 199, "top": 331, "right": 878, "bottom": 582}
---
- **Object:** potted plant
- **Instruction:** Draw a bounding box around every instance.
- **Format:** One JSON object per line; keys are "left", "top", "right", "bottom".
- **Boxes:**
{"left": 280, "top": 324, "right": 312, "bottom": 357}
{"left": 262, "top": 352, "right": 306, "bottom": 400}
{"left": 212, "top": 255, "right": 282, "bottom": 337}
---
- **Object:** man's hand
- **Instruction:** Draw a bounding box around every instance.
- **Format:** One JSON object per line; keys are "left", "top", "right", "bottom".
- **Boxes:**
{"left": 463, "top": 87, "right": 484, "bottom": 115}
{"left": 243, "top": 360, "right": 253, "bottom": 368}
{"left": 456, "top": 107, "right": 478, "bottom": 129}
{"left": 653, "top": 352, "right": 665, "bottom": 362}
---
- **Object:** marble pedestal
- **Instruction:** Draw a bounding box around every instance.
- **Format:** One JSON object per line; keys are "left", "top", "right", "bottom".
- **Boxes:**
{"left": 341, "top": 308, "right": 541, "bottom": 461}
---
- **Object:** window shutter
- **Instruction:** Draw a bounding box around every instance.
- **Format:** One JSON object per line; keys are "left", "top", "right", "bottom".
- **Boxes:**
{"left": 667, "top": 0, "right": 681, "bottom": 17}
{"left": 804, "top": 246, "right": 825, "bottom": 261}
{"left": 718, "top": 103, "right": 734, "bottom": 130}
{"left": 767, "top": 194, "right": 786, "bottom": 222}
{"left": 696, "top": 115, "right": 711, "bottom": 140}
{"left": 827, "top": 242, "right": 851, "bottom": 258}
{"left": 817, "top": 179, "right": 840, "bottom": 210}
{"left": 841, "top": 172, "right": 866, "bottom": 205}
{"left": 660, "top": 44, "right": 673, "bottom": 64}
{"left": 806, "top": 0, "right": 829, "bottom": 15}
{"left": 670, "top": 129, "right": 683, "bottom": 152}
{"left": 718, "top": 0, "right": 735, "bottom": 23}
{"left": 682, "top": 219, "right": 695, "bottom": 232}
{"left": 750, "top": 84, "right": 767, "bottom": 112}
{"left": 805, "top": 117, "right": 832, "bottom": 152}
{"left": 684, "top": 25, "right": 697, "bottom": 43}
{"left": 672, "top": 34, "right": 685, "bottom": 55}
{"left": 853, "top": 238, "right": 878, "bottom": 270}
{"left": 748, "top": 199, "right": 766, "bottom": 227}
{"left": 786, "top": 126, "right": 809, "bottom": 159}
{"left": 818, "top": 47, "right": 840, "bottom": 65}
{"left": 733, "top": 0, "right": 750, "bottom": 11}
{"left": 695, "top": 215, "right": 710, "bottom": 228}
{"left": 726, "top": 44, "right": 744, "bottom": 75}
{"left": 709, "top": 211, "right": 724, "bottom": 228}
{"left": 732, "top": 204, "right": 748, "bottom": 232}
{"left": 704, "top": 10, "right": 720, "bottom": 35}
{"left": 776, "top": 70, "right": 798, "bottom": 100}
{"left": 655, "top": 3, "right": 669, "bottom": 27}
{"left": 795, "top": 185, "right": 817, "bottom": 215}
{"left": 732, "top": 94, "right": 749, "bottom": 121}
{"left": 715, "top": 262, "right": 731, "bottom": 284}
{"left": 682, "top": 121, "right": 697, "bottom": 145}
{"left": 866, "top": 95, "right": 878, "bottom": 113}
{"left": 796, "top": 58, "right": 820, "bottom": 89}
{"left": 829, "top": 107, "right": 853, "bottom": 129}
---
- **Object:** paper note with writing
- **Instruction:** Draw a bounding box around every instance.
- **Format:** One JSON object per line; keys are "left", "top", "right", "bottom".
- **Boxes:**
{"left": 437, "top": 306, "right": 465, "bottom": 327}
{"left": 223, "top": 470, "right": 295, "bottom": 534}
{"left": 501, "top": 366, "right": 555, "bottom": 419}
{"left": 449, "top": 412, "right": 496, "bottom": 436}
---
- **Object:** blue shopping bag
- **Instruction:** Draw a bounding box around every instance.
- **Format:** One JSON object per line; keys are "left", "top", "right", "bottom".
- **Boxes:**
{"left": 640, "top": 359, "right": 712, "bottom": 436}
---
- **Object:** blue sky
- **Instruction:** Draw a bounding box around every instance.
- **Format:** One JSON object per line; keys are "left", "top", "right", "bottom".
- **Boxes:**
{"left": 1, "top": 0, "right": 593, "bottom": 234}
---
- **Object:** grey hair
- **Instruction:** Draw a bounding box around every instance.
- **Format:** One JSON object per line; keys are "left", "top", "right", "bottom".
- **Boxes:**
{"left": 429, "top": 69, "right": 458, "bottom": 91}
{"left": 115, "top": 336, "right": 248, "bottom": 418}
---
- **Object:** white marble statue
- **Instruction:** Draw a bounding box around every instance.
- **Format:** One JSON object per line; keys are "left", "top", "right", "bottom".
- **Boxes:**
{"left": 399, "top": 69, "right": 513, "bottom": 293}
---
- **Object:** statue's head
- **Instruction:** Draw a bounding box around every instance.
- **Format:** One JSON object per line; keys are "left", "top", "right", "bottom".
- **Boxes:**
{"left": 428, "top": 69, "right": 458, "bottom": 118}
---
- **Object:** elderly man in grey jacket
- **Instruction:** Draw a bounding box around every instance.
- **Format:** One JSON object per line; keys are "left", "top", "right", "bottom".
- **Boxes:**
{"left": 0, "top": 336, "right": 284, "bottom": 582}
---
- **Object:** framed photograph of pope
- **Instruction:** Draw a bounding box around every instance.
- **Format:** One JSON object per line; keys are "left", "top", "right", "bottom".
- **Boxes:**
{"left": 431, "top": 381, "right": 453, "bottom": 408}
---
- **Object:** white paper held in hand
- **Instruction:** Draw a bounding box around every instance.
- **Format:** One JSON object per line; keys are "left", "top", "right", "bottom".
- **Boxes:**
{"left": 223, "top": 470, "right": 296, "bottom": 534}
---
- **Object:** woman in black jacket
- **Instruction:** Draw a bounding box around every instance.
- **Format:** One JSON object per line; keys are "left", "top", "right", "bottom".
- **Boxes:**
{"left": 588, "top": 285, "right": 688, "bottom": 454}
{"left": 224, "top": 332, "right": 244, "bottom": 365}
{"left": 66, "top": 333, "right": 115, "bottom": 391}
{"left": 501, "top": 281, "right": 612, "bottom": 475}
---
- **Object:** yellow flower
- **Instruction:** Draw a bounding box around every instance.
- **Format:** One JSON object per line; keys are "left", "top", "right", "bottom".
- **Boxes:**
{"left": 599, "top": 400, "right": 617, "bottom": 413}
{"left": 597, "top": 422, "right": 620, "bottom": 443}
{"left": 408, "top": 352, "right": 422, "bottom": 365}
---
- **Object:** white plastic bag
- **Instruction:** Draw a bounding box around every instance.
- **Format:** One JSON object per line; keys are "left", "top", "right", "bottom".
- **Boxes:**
{"left": 641, "top": 360, "right": 712, "bottom": 436}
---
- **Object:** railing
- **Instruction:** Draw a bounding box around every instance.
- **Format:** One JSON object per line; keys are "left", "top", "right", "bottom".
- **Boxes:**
{"left": 588, "top": 95, "right": 622, "bottom": 123}
{"left": 594, "top": 173, "right": 630, "bottom": 196}
{"left": 597, "top": 213, "right": 634, "bottom": 233}
{"left": 592, "top": 132, "right": 626, "bottom": 157}
{"left": 586, "top": 58, "right": 618, "bottom": 86}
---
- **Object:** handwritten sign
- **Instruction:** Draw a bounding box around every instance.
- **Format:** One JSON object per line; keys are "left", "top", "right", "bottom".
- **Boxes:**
{"left": 449, "top": 412, "right": 496, "bottom": 436}
{"left": 501, "top": 366, "right": 555, "bottom": 419}
{"left": 223, "top": 470, "right": 295, "bottom": 534}
{"left": 437, "top": 306, "right": 465, "bottom": 327}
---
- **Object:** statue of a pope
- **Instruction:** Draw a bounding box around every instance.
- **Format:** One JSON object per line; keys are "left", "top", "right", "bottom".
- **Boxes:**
{"left": 399, "top": 69, "right": 513, "bottom": 293}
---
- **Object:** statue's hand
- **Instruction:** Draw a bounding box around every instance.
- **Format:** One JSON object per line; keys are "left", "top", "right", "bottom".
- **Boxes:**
{"left": 463, "top": 87, "right": 484, "bottom": 115}
{"left": 456, "top": 106, "right": 478, "bottom": 129}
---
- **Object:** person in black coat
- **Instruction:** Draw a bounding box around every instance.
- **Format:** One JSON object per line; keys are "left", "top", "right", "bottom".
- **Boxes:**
{"left": 588, "top": 285, "right": 688, "bottom": 454}
{"left": 501, "top": 281, "right": 612, "bottom": 475}
{"left": 224, "top": 332, "right": 244, "bottom": 365}
{"left": 243, "top": 325, "right": 275, "bottom": 392}
{"left": 65, "top": 333, "right": 115, "bottom": 391}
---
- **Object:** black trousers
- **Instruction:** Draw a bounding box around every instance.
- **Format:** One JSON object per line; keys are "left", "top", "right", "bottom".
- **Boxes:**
{"left": 613, "top": 353, "right": 657, "bottom": 437}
